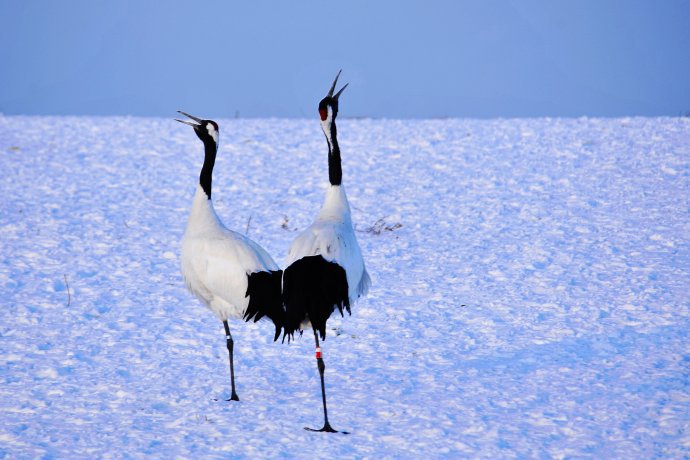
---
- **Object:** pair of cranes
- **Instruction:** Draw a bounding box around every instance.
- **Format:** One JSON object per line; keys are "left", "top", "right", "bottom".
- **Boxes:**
{"left": 176, "top": 71, "right": 369, "bottom": 434}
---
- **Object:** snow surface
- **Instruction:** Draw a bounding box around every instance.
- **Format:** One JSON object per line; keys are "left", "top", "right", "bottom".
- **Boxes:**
{"left": 0, "top": 115, "right": 688, "bottom": 458}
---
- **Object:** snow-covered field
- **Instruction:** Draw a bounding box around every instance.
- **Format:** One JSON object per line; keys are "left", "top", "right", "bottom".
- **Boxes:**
{"left": 0, "top": 115, "right": 688, "bottom": 458}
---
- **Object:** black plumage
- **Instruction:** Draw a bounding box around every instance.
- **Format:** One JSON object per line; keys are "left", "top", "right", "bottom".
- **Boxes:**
{"left": 282, "top": 255, "right": 350, "bottom": 341}
{"left": 243, "top": 269, "right": 285, "bottom": 341}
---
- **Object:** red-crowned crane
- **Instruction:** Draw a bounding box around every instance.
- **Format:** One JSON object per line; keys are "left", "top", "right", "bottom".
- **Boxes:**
{"left": 282, "top": 72, "right": 371, "bottom": 433}
{"left": 176, "top": 111, "right": 283, "bottom": 402}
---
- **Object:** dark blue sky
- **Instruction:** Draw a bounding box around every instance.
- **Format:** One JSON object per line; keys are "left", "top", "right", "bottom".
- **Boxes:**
{"left": 1, "top": 1, "right": 688, "bottom": 118}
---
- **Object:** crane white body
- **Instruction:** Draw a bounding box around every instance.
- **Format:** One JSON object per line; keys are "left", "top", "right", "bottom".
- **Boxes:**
{"left": 285, "top": 184, "right": 370, "bottom": 308}
{"left": 181, "top": 185, "right": 280, "bottom": 321}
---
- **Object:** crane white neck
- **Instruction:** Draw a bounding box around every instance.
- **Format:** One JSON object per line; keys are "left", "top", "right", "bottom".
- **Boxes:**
{"left": 320, "top": 106, "right": 342, "bottom": 186}
{"left": 186, "top": 184, "right": 223, "bottom": 235}
{"left": 317, "top": 184, "right": 352, "bottom": 223}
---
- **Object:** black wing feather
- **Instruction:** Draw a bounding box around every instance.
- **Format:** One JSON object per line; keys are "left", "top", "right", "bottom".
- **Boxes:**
{"left": 243, "top": 269, "right": 284, "bottom": 341}
{"left": 282, "top": 255, "right": 349, "bottom": 341}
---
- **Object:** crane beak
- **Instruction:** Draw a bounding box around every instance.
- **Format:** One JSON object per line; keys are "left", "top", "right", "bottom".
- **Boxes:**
{"left": 326, "top": 70, "right": 348, "bottom": 100}
{"left": 334, "top": 83, "right": 348, "bottom": 100}
{"left": 175, "top": 110, "right": 203, "bottom": 127}
{"left": 327, "top": 70, "right": 342, "bottom": 97}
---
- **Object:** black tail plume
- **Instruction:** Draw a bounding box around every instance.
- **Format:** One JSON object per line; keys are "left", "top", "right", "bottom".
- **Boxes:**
{"left": 244, "top": 270, "right": 284, "bottom": 341}
{"left": 282, "top": 256, "right": 349, "bottom": 341}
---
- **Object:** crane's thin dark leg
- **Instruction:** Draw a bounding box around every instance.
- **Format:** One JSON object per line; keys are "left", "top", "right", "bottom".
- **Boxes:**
{"left": 223, "top": 320, "right": 240, "bottom": 401}
{"left": 305, "top": 330, "right": 338, "bottom": 433}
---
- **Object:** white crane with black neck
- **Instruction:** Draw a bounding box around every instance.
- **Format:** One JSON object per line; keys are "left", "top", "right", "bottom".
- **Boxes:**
{"left": 282, "top": 72, "right": 371, "bottom": 433}
{"left": 176, "top": 111, "right": 283, "bottom": 402}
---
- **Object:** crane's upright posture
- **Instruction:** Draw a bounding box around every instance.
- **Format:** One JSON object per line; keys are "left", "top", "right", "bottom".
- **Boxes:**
{"left": 177, "top": 111, "right": 283, "bottom": 401}
{"left": 282, "top": 72, "right": 370, "bottom": 432}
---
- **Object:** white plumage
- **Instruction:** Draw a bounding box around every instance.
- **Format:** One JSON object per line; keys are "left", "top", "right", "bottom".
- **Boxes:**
{"left": 285, "top": 184, "right": 370, "bottom": 308}
{"left": 181, "top": 185, "right": 280, "bottom": 321}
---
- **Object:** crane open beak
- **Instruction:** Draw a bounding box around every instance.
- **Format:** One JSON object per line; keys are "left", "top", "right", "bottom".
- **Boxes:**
{"left": 326, "top": 70, "right": 348, "bottom": 100}
{"left": 175, "top": 110, "right": 203, "bottom": 127}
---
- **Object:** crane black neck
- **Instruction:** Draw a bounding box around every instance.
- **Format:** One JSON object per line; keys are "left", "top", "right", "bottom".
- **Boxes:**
{"left": 327, "top": 121, "right": 342, "bottom": 186}
{"left": 200, "top": 137, "right": 217, "bottom": 199}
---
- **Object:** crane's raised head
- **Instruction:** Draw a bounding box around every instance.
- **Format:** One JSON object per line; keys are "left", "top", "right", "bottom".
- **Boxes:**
{"left": 176, "top": 111, "right": 219, "bottom": 148}
{"left": 318, "top": 70, "right": 348, "bottom": 125}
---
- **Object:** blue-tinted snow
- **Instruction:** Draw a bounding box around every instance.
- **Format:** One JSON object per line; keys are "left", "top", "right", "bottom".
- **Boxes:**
{"left": 0, "top": 116, "right": 688, "bottom": 458}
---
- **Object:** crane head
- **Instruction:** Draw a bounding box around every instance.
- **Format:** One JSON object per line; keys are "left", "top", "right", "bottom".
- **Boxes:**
{"left": 176, "top": 111, "right": 219, "bottom": 147}
{"left": 318, "top": 70, "right": 348, "bottom": 124}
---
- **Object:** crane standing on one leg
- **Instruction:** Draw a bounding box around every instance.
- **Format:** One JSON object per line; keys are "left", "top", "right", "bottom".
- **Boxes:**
{"left": 282, "top": 72, "right": 371, "bottom": 433}
{"left": 177, "top": 111, "right": 283, "bottom": 402}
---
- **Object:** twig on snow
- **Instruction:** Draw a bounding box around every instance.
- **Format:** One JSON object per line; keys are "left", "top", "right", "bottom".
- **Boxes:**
{"left": 64, "top": 274, "right": 71, "bottom": 307}
{"left": 245, "top": 215, "right": 252, "bottom": 236}
{"left": 359, "top": 216, "right": 403, "bottom": 235}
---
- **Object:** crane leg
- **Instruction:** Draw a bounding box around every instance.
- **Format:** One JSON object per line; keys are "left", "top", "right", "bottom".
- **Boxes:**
{"left": 304, "top": 330, "right": 339, "bottom": 433}
{"left": 223, "top": 320, "right": 240, "bottom": 401}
